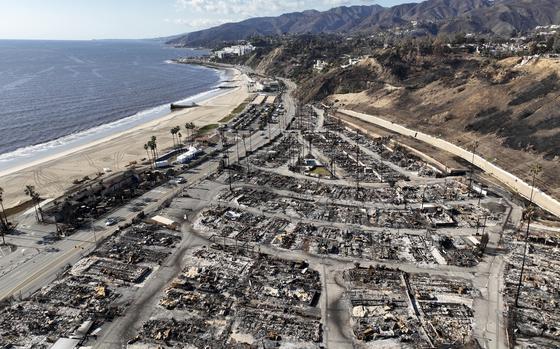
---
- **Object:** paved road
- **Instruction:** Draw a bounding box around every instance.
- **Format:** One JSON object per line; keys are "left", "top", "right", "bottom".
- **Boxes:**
{"left": 0, "top": 184, "right": 179, "bottom": 300}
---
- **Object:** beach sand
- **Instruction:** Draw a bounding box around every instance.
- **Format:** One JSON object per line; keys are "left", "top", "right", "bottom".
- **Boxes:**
{"left": 0, "top": 69, "right": 250, "bottom": 210}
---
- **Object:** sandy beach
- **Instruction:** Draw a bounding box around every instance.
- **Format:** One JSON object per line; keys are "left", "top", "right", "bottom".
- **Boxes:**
{"left": 0, "top": 68, "right": 250, "bottom": 210}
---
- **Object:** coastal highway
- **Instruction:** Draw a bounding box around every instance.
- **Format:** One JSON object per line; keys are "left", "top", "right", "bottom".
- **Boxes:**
{"left": 0, "top": 78, "right": 297, "bottom": 302}
{"left": 0, "top": 184, "right": 180, "bottom": 300}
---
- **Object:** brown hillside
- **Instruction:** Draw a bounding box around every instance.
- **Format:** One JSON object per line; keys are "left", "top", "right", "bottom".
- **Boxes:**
{"left": 326, "top": 55, "right": 560, "bottom": 198}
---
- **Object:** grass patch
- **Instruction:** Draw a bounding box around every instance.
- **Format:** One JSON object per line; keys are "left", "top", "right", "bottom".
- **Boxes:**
{"left": 195, "top": 124, "right": 219, "bottom": 137}
{"left": 218, "top": 98, "right": 251, "bottom": 123}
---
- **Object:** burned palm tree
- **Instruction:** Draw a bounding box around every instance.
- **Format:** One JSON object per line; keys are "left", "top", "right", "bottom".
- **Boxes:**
{"left": 144, "top": 143, "right": 152, "bottom": 165}
{"left": 514, "top": 163, "right": 542, "bottom": 307}
{"left": 24, "top": 185, "right": 42, "bottom": 223}
{"left": 0, "top": 187, "right": 8, "bottom": 245}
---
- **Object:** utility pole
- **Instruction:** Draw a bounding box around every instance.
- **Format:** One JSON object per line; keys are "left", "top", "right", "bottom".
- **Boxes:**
{"left": 248, "top": 127, "right": 253, "bottom": 153}
{"left": 242, "top": 134, "right": 249, "bottom": 172}
{"left": 514, "top": 163, "right": 542, "bottom": 307}
{"left": 355, "top": 131, "right": 361, "bottom": 201}
{"left": 224, "top": 154, "right": 233, "bottom": 192}
{"left": 90, "top": 214, "right": 97, "bottom": 244}
{"left": 234, "top": 131, "right": 240, "bottom": 163}
{"left": 268, "top": 117, "right": 271, "bottom": 140}
{"left": 469, "top": 141, "right": 479, "bottom": 197}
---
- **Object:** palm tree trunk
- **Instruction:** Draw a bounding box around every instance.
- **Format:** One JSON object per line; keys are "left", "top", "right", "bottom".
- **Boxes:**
{"left": 33, "top": 203, "right": 39, "bottom": 223}
{"left": 145, "top": 149, "right": 151, "bottom": 163}
{"left": 0, "top": 201, "right": 6, "bottom": 227}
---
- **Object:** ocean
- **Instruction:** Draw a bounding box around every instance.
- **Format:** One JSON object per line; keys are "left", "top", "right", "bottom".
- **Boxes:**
{"left": 0, "top": 40, "right": 223, "bottom": 170}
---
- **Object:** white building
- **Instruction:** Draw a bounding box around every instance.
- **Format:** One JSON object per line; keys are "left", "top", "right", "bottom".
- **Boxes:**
{"left": 214, "top": 44, "right": 255, "bottom": 59}
{"left": 177, "top": 146, "right": 202, "bottom": 164}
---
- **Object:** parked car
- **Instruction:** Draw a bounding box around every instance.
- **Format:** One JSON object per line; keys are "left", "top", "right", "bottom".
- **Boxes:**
{"left": 105, "top": 217, "right": 118, "bottom": 226}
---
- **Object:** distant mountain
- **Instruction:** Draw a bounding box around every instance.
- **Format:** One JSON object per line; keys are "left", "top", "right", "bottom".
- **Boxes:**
{"left": 167, "top": 0, "right": 560, "bottom": 47}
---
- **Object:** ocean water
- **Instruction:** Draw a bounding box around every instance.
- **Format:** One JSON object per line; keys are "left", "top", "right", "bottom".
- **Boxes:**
{"left": 0, "top": 40, "right": 223, "bottom": 170}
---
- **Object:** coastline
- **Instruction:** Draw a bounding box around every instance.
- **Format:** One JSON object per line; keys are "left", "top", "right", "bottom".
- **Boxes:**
{"left": 0, "top": 67, "right": 249, "bottom": 209}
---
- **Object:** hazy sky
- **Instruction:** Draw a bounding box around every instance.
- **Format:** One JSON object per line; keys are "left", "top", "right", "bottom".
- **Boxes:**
{"left": 0, "top": 0, "right": 418, "bottom": 40}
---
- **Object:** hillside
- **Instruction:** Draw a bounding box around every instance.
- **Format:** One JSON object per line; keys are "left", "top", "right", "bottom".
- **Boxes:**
{"left": 168, "top": 0, "right": 560, "bottom": 47}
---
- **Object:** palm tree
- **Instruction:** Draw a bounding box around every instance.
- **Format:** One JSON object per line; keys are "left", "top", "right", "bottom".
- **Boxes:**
{"left": 178, "top": 132, "right": 183, "bottom": 147}
{"left": 171, "top": 126, "right": 181, "bottom": 148}
{"left": 24, "top": 185, "right": 42, "bottom": 223}
{"left": 170, "top": 128, "right": 177, "bottom": 148}
{"left": 175, "top": 126, "right": 181, "bottom": 147}
{"left": 147, "top": 140, "right": 157, "bottom": 166}
{"left": 185, "top": 122, "right": 195, "bottom": 144}
{"left": 515, "top": 163, "right": 543, "bottom": 307}
{"left": 144, "top": 143, "right": 152, "bottom": 166}
{"left": 0, "top": 187, "right": 7, "bottom": 226}
{"left": 150, "top": 136, "right": 159, "bottom": 159}
{"left": 0, "top": 187, "right": 7, "bottom": 245}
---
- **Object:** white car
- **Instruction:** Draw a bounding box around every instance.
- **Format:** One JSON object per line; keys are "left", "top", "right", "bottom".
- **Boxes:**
{"left": 105, "top": 218, "right": 118, "bottom": 226}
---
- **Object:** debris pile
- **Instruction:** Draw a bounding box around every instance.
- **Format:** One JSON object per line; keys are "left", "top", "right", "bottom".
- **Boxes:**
{"left": 132, "top": 247, "right": 323, "bottom": 348}
{"left": 344, "top": 266, "right": 477, "bottom": 346}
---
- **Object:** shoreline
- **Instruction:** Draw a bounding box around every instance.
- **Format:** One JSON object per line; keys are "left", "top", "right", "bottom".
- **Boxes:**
{"left": 0, "top": 67, "right": 249, "bottom": 209}
{"left": 0, "top": 65, "right": 234, "bottom": 178}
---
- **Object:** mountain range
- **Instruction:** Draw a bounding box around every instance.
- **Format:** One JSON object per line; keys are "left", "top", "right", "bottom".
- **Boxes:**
{"left": 167, "top": 0, "right": 560, "bottom": 47}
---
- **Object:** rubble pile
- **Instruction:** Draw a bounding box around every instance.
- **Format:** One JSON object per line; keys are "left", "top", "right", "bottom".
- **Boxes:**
{"left": 504, "top": 227, "right": 560, "bottom": 347}
{"left": 290, "top": 105, "right": 319, "bottom": 132}
{"left": 45, "top": 170, "right": 168, "bottom": 229}
{"left": 0, "top": 223, "right": 182, "bottom": 348}
{"left": 248, "top": 133, "right": 301, "bottom": 168}
{"left": 196, "top": 207, "right": 482, "bottom": 267}
{"left": 344, "top": 266, "right": 477, "bottom": 347}
{"left": 239, "top": 169, "right": 469, "bottom": 204}
{"left": 325, "top": 115, "right": 439, "bottom": 177}
{"left": 308, "top": 131, "right": 408, "bottom": 183}
{"left": 132, "top": 247, "right": 323, "bottom": 348}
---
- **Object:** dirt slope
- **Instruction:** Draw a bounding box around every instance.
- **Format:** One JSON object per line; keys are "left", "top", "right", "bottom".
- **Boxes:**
{"left": 327, "top": 55, "right": 560, "bottom": 198}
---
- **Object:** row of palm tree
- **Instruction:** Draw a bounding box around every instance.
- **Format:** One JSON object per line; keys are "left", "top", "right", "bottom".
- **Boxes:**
{"left": 170, "top": 126, "right": 182, "bottom": 148}
{"left": 0, "top": 185, "right": 44, "bottom": 245}
{"left": 184, "top": 122, "right": 196, "bottom": 145}
{"left": 169, "top": 122, "right": 197, "bottom": 149}
{"left": 144, "top": 136, "right": 159, "bottom": 167}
